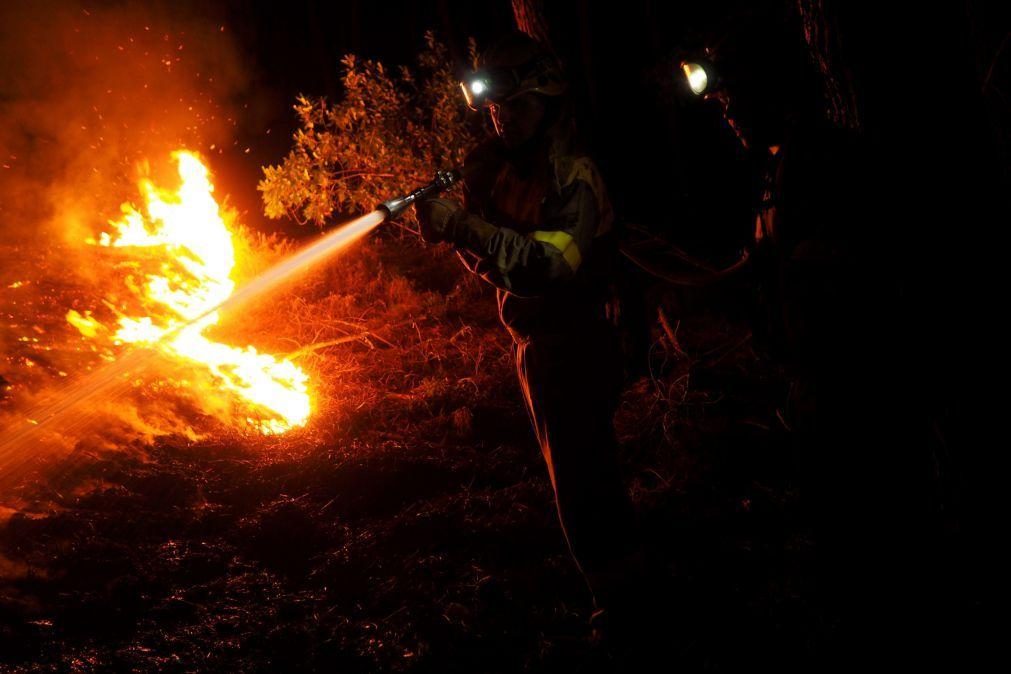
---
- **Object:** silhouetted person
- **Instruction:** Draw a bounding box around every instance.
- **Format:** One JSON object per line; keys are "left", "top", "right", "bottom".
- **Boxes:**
{"left": 678, "top": 10, "right": 956, "bottom": 665}
{"left": 414, "top": 32, "right": 648, "bottom": 657}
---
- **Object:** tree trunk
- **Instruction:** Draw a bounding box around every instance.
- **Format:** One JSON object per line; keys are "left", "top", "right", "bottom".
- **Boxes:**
{"left": 796, "top": 0, "right": 860, "bottom": 130}
{"left": 511, "top": 0, "right": 551, "bottom": 46}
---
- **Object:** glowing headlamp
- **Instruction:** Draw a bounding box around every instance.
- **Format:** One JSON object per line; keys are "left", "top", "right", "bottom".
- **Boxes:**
{"left": 681, "top": 61, "right": 710, "bottom": 96}
{"left": 461, "top": 76, "right": 494, "bottom": 111}
{"left": 460, "top": 59, "right": 565, "bottom": 111}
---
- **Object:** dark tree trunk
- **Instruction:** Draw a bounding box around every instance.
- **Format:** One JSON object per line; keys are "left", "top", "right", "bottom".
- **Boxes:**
{"left": 511, "top": 0, "right": 551, "bottom": 45}
{"left": 795, "top": 0, "right": 860, "bottom": 130}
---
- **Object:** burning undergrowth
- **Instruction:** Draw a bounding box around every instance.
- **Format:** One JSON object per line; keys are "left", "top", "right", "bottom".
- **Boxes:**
{"left": 1, "top": 157, "right": 300, "bottom": 473}
{"left": 0, "top": 140, "right": 518, "bottom": 488}
{"left": 66, "top": 150, "right": 312, "bottom": 436}
{"left": 0, "top": 0, "right": 255, "bottom": 460}
{"left": 0, "top": 1, "right": 299, "bottom": 476}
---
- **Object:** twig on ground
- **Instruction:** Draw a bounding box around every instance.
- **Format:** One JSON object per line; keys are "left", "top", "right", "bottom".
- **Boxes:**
{"left": 657, "top": 307, "right": 690, "bottom": 361}
{"left": 286, "top": 333, "right": 373, "bottom": 359}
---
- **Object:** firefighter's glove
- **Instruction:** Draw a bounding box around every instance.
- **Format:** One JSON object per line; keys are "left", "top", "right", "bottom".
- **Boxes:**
{"left": 417, "top": 198, "right": 463, "bottom": 244}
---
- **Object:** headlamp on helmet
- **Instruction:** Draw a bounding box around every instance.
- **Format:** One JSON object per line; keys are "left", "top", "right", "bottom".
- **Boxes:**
{"left": 460, "top": 58, "right": 566, "bottom": 111}
{"left": 678, "top": 54, "right": 721, "bottom": 99}
{"left": 460, "top": 74, "right": 495, "bottom": 110}
{"left": 681, "top": 62, "right": 710, "bottom": 95}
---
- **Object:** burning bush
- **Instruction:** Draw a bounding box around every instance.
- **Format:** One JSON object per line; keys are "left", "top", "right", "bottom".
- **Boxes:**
{"left": 258, "top": 32, "right": 479, "bottom": 228}
{"left": 64, "top": 150, "right": 312, "bottom": 436}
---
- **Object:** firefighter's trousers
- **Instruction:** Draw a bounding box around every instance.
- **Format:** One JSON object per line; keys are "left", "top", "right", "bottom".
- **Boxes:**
{"left": 514, "top": 321, "right": 635, "bottom": 603}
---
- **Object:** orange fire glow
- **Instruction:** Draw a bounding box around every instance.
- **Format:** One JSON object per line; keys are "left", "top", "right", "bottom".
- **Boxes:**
{"left": 67, "top": 150, "right": 310, "bottom": 435}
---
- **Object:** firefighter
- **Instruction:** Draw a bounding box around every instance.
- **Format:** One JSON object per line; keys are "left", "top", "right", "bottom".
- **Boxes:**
{"left": 414, "top": 32, "right": 639, "bottom": 622}
{"left": 679, "top": 19, "right": 947, "bottom": 662}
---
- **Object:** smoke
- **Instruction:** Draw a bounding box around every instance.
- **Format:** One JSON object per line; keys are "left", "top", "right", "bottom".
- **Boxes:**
{"left": 0, "top": 0, "right": 251, "bottom": 244}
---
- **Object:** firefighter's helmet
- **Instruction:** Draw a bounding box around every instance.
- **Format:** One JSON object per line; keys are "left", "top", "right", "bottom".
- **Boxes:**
{"left": 461, "top": 32, "right": 566, "bottom": 111}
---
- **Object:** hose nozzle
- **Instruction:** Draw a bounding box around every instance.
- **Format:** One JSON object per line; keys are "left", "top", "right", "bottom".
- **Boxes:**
{"left": 378, "top": 170, "right": 460, "bottom": 221}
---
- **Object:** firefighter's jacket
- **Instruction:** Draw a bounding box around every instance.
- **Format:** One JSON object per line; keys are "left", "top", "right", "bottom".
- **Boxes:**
{"left": 451, "top": 128, "right": 616, "bottom": 340}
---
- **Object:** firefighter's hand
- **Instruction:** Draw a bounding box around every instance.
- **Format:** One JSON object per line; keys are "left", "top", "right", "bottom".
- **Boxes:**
{"left": 416, "top": 198, "right": 462, "bottom": 244}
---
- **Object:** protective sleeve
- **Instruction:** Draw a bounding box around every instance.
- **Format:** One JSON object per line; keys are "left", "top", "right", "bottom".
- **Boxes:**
{"left": 449, "top": 177, "right": 599, "bottom": 297}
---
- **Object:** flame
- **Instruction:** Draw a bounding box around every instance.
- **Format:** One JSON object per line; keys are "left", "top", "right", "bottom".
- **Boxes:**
{"left": 68, "top": 150, "right": 310, "bottom": 435}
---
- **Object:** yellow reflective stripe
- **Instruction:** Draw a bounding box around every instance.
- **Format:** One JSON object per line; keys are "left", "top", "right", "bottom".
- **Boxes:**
{"left": 530, "top": 230, "right": 582, "bottom": 272}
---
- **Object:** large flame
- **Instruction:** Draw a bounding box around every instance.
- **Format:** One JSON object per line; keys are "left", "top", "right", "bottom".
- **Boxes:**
{"left": 67, "top": 150, "right": 310, "bottom": 435}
